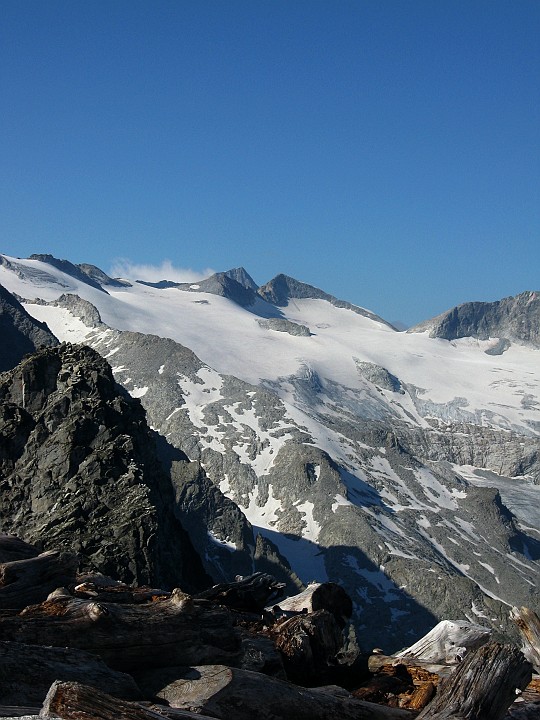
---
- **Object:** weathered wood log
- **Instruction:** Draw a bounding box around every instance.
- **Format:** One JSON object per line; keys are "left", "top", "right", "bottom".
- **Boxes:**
{"left": 417, "top": 643, "right": 532, "bottom": 720}
{"left": 73, "top": 579, "right": 170, "bottom": 604}
{"left": 0, "top": 640, "right": 141, "bottom": 705}
{"left": 402, "top": 681, "right": 436, "bottom": 711}
{"left": 0, "top": 550, "right": 78, "bottom": 609}
{"left": 135, "top": 663, "right": 416, "bottom": 720}
{"left": 368, "top": 653, "right": 453, "bottom": 683}
{"left": 395, "top": 619, "right": 491, "bottom": 664}
{"left": 271, "top": 582, "right": 352, "bottom": 625}
{"left": 510, "top": 606, "right": 540, "bottom": 672}
{"left": 0, "top": 591, "right": 242, "bottom": 671}
{"left": 0, "top": 534, "right": 39, "bottom": 563}
{"left": 40, "top": 680, "right": 218, "bottom": 720}
{"left": 270, "top": 609, "right": 345, "bottom": 685}
{"left": 195, "top": 572, "right": 285, "bottom": 612}
{"left": 353, "top": 663, "right": 413, "bottom": 704}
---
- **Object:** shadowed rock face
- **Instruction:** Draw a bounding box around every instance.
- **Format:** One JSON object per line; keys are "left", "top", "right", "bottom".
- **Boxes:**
{"left": 0, "top": 283, "right": 58, "bottom": 372}
{"left": 0, "top": 343, "right": 209, "bottom": 592}
{"left": 410, "top": 291, "right": 540, "bottom": 348}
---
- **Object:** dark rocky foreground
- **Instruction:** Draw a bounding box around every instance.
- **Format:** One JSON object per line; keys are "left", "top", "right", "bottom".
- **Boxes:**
{"left": 0, "top": 535, "right": 539, "bottom": 720}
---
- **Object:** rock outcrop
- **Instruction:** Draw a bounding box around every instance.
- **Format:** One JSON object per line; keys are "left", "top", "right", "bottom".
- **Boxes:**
{"left": 409, "top": 291, "right": 540, "bottom": 348}
{"left": 0, "top": 343, "right": 209, "bottom": 591}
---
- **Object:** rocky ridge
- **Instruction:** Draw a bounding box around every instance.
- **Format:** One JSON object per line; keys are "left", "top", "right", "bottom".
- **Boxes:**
{"left": 409, "top": 291, "right": 540, "bottom": 350}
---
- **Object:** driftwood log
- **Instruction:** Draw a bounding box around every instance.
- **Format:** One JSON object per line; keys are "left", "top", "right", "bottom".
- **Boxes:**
{"left": 0, "top": 591, "right": 243, "bottom": 671}
{"left": 271, "top": 581, "right": 352, "bottom": 624}
{"left": 417, "top": 643, "right": 532, "bottom": 720}
{"left": 132, "top": 663, "right": 416, "bottom": 720}
{"left": 0, "top": 549, "right": 78, "bottom": 609}
{"left": 395, "top": 619, "right": 492, "bottom": 664}
{"left": 511, "top": 606, "right": 540, "bottom": 672}
{"left": 0, "top": 640, "right": 141, "bottom": 706}
{"left": 368, "top": 652, "right": 454, "bottom": 683}
{"left": 40, "top": 680, "right": 217, "bottom": 720}
{"left": 196, "top": 572, "right": 285, "bottom": 611}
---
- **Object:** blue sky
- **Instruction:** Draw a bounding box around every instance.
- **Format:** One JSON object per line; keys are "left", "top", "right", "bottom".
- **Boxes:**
{"left": 1, "top": 1, "right": 539, "bottom": 326}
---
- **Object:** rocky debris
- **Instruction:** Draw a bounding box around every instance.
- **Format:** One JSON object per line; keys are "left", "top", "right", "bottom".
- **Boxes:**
{"left": 0, "top": 343, "right": 209, "bottom": 591}
{"left": 257, "top": 317, "right": 311, "bottom": 336}
{"left": 0, "top": 283, "right": 58, "bottom": 372}
{"left": 355, "top": 360, "right": 404, "bottom": 393}
{"left": 409, "top": 290, "right": 540, "bottom": 348}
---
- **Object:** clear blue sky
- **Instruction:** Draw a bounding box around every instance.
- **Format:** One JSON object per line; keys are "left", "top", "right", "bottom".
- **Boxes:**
{"left": 1, "top": 1, "right": 539, "bottom": 326}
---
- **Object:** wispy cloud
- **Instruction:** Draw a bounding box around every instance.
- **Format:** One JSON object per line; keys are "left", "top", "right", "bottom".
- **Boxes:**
{"left": 109, "top": 258, "right": 215, "bottom": 283}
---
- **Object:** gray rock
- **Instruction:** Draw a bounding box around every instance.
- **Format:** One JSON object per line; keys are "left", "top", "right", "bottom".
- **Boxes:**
{"left": 410, "top": 291, "right": 540, "bottom": 347}
{"left": 258, "top": 318, "right": 311, "bottom": 336}
{"left": 0, "top": 343, "right": 209, "bottom": 591}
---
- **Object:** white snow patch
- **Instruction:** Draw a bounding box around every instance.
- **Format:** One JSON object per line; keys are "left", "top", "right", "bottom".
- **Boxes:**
{"left": 130, "top": 386, "right": 149, "bottom": 398}
{"left": 207, "top": 530, "right": 236, "bottom": 552}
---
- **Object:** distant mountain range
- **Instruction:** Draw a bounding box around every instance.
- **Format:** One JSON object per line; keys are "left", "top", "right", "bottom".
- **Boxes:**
{"left": 1, "top": 251, "right": 539, "bottom": 653}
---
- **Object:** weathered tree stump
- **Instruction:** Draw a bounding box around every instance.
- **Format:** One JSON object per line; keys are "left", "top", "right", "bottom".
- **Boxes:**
{"left": 0, "top": 640, "right": 141, "bottom": 706}
{"left": 40, "top": 680, "right": 217, "bottom": 720}
{"left": 417, "top": 643, "right": 532, "bottom": 720}
{"left": 270, "top": 608, "right": 345, "bottom": 685}
{"left": 135, "top": 663, "right": 416, "bottom": 720}
{"left": 0, "top": 549, "right": 78, "bottom": 609}
{"left": 510, "top": 606, "right": 540, "bottom": 672}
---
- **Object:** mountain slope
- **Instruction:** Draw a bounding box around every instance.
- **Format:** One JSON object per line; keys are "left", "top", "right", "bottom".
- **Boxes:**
{"left": 1, "top": 252, "right": 539, "bottom": 652}
{"left": 409, "top": 291, "right": 540, "bottom": 350}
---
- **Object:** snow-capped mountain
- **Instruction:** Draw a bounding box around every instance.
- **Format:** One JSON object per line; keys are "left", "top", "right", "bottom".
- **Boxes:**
{"left": 1, "top": 252, "right": 539, "bottom": 652}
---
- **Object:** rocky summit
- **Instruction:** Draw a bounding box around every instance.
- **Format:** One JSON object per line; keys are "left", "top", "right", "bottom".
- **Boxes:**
{"left": 0, "top": 252, "right": 539, "bottom": 653}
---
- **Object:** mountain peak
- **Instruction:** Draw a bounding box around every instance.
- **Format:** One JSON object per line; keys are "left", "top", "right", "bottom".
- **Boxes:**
{"left": 258, "top": 273, "right": 395, "bottom": 328}
{"left": 224, "top": 267, "right": 258, "bottom": 291}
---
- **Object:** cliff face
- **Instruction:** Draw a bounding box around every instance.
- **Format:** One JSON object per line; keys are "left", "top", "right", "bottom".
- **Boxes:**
{"left": 0, "top": 343, "right": 209, "bottom": 591}
{"left": 0, "top": 283, "right": 58, "bottom": 372}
